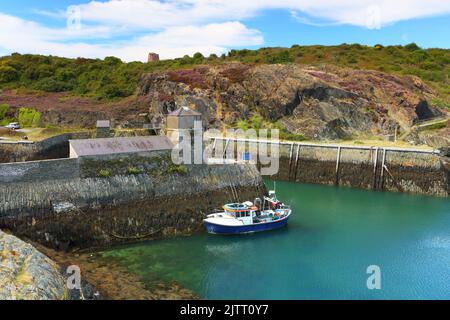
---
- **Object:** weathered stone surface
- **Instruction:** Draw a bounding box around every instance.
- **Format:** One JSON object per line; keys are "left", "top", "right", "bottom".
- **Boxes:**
{"left": 216, "top": 139, "right": 448, "bottom": 197}
{"left": 0, "top": 132, "right": 91, "bottom": 163}
{"left": 0, "top": 230, "right": 67, "bottom": 300}
{"left": 0, "top": 155, "right": 266, "bottom": 249}
{"left": 136, "top": 63, "right": 447, "bottom": 143}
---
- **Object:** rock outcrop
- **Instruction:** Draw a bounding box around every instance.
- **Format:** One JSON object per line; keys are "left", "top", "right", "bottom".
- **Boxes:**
{"left": 136, "top": 63, "right": 446, "bottom": 141}
{"left": 0, "top": 230, "right": 67, "bottom": 300}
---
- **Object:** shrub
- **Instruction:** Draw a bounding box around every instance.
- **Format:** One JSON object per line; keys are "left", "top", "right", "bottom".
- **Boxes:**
{"left": 193, "top": 52, "right": 204, "bottom": 61}
{"left": 98, "top": 169, "right": 111, "bottom": 177}
{"left": 0, "top": 65, "right": 19, "bottom": 83}
{"left": 423, "top": 122, "right": 447, "bottom": 131}
{"left": 102, "top": 84, "right": 129, "bottom": 99}
{"left": 431, "top": 99, "right": 450, "bottom": 111}
{"left": 265, "top": 50, "right": 292, "bottom": 64}
{"left": 127, "top": 167, "right": 142, "bottom": 175}
{"left": 280, "top": 132, "right": 307, "bottom": 141}
{"left": 404, "top": 43, "right": 421, "bottom": 51}
{"left": 167, "top": 164, "right": 188, "bottom": 175}
{"left": 18, "top": 107, "right": 41, "bottom": 127}
{"left": 104, "top": 56, "right": 122, "bottom": 65}
{"left": 0, "top": 104, "right": 9, "bottom": 120}
{"left": 34, "top": 78, "right": 73, "bottom": 92}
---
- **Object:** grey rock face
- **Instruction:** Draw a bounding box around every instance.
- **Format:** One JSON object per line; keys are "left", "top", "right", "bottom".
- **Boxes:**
{"left": 0, "top": 230, "right": 67, "bottom": 300}
{"left": 136, "top": 63, "right": 447, "bottom": 141}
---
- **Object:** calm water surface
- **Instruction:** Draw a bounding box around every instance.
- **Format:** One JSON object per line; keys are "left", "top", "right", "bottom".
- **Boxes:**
{"left": 103, "top": 181, "right": 450, "bottom": 299}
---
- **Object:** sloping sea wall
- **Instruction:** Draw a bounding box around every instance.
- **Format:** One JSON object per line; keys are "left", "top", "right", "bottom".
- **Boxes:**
{"left": 0, "top": 153, "right": 265, "bottom": 249}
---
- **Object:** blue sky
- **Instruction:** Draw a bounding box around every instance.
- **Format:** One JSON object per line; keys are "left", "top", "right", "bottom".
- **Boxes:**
{"left": 0, "top": 1, "right": 449, "bottom": 61}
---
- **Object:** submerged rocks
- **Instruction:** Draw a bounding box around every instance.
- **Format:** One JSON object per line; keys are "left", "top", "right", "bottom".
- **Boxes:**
{"left": 0, "top": 230, "right": 67, "bottom": 300}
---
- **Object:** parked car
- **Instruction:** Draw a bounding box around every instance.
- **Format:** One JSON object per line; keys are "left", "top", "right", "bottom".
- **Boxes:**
{"left": 5, "top": 122, "right": 20, "bottom": 130}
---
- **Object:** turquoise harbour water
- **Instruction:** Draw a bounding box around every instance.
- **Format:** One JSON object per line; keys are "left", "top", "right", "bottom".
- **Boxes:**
{"left": 103, "top": 181, "right": 450, "bottom": 300}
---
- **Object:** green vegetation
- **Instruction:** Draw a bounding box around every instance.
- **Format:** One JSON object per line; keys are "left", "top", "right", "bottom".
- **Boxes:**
{"left": 0, "top": 104, "right": 11, "bottom": 125}
{"left": 167, "top": 164, "right": 188, "bottom": 175}
{"left": 18, "top": 107, "right": 41, "bottom": 127}
{"left": 0, "top": 103, "right": 10, "bottom": 119}
{"left": 431, "top": 99, "right": 450, "bottom": 111}
{"left": 422, "top": 121, "right": 447, "bottom": 131}
{"left": 0, "top": 43, "right": 448, "bottom": 101}
{"left": 82, "top": 153, "right": 189, "bottom": 178}
{"left": 127, "top": 166, "right": 142, "bottom": 175}
{"left": 97, "top": 169, "right": 111, "bottom": 177}
{"left": 236, "top": 114, "right": 306, "bottom": 141}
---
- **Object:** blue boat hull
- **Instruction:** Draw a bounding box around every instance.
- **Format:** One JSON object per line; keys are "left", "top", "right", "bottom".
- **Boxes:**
{"left": 204, "top": 216, "right": 290, "bottom": 235}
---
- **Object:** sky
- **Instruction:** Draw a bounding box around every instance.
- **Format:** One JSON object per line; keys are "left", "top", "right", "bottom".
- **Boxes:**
{"left": 0, "top": 0, "right": 449, "bottom": 62}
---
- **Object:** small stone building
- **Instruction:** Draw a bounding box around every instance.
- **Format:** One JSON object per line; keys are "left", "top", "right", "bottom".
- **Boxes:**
{"left": 95, "top": 120, "right": 111, "bottom": 138}
{"left": 166, "top": 107, "right": 203, "bottom": 144}
{"left": 69, "top": 136, "right": 173, "bottom": 159}
{"left": 147, "top": 52, "right": 160, "bottom": 63}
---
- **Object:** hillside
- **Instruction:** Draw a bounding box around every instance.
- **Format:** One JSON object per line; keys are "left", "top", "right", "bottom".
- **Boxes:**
{"left": 0, "top": 43, "right": 449, "bottom": 103}
{"left": 0, "top": 44, "right": 449, "bottom": 146}
{"left": 135, "top": 63, "right": 447, "bottom": 143}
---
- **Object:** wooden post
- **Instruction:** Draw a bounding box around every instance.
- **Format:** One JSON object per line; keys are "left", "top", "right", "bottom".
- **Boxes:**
{"left": 222, "top": 139, "right": 230, "bottom": 159}
{"left": 372, "top": 147, "right": 379, "bottom": 190}
{"left": 212, "top": 138, "right": 217, "bottom": 157}
{"left": 288, "top": 143, "right": 294, "bottom": 180}
{"left": 335, "top": 146, "right": 341, "bottom": 185}
{"left": 380, "top": 148, "right": 386, "bottom": 190}
{"left": 293, "top": 144, "right": 300, "bottom": 181}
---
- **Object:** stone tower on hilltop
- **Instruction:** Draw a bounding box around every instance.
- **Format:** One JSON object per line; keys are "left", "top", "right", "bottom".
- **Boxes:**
{"left": 147, "top": 52, "right": 160, "bottom": 63}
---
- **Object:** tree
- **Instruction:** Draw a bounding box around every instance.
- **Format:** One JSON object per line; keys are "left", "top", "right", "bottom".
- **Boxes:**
{"left": 193, "top": 52, "right": 204, "bottom": 60}
{"left": 104, "top": 56, "right": 122, "bottom": 65}
{"left": 405, "top": 43, "right": 421, "bottom": 51}
{"left": 18, "top": 107, "right": 41, "bottom": 127}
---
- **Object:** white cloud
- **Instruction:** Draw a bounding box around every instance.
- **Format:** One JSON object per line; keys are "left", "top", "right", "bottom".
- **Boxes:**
{"left": 1, "top": 0, "right": 450, "bottom": 61}
{"left": 72, "top": 0, "right": 450, "bottom": 29}
{"left": 0, "top": 13, "right": 262, "bottom": 61}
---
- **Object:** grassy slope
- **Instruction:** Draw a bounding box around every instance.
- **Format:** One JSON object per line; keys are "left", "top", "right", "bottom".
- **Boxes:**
{"left": 0, "top": 43, "right": 449, "bottom": 106}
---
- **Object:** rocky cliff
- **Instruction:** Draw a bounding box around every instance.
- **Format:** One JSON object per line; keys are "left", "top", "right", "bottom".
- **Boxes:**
{"left": 136, "top": 63, "right": 446, "bottom": 141}
{"left": 0, "top": 230, "right": 67, "bottom": 300}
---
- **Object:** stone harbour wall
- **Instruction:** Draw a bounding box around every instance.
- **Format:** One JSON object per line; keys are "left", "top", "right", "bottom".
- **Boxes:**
{"left": 0, "top": 152, "right": 266, "bottom": 250}
{"left": 213, "top": 139, "right": 449, "bottom": 197}
{"left": 0, "top": 132, "right": 91, "bottom": 163}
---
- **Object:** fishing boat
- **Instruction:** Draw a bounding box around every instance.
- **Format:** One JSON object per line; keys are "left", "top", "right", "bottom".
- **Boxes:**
{"left": 203, "top": 190, "right": 292, "bottom": 234}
